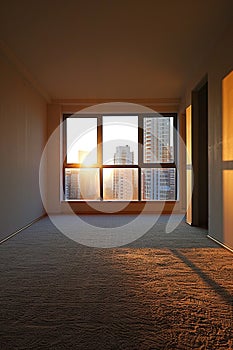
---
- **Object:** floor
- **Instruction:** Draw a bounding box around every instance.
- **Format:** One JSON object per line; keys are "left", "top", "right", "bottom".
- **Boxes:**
{"left": 0, "top": 215, "right": 232, "bottom": 349}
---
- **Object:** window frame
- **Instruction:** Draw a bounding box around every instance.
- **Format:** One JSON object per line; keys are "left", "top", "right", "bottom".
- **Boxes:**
{"left": 63, "top": 113, "right": 177, "bottom": 201}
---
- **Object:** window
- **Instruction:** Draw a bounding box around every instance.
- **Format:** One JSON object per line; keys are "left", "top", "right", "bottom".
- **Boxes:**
{"left": 63, "top": 113, "right": 177, "bottom": 201}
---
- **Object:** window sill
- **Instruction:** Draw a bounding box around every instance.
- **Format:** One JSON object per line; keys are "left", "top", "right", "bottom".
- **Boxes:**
{"left": 60, "top": 200, "right": 181, "bottom": 214}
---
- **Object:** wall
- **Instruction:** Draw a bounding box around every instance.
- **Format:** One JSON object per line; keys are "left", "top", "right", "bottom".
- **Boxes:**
{"left": 0, "top": 50, "right": 47, "bottom": 241}
{"left": 180, "top": 22, "right": 233, "bottom": 250}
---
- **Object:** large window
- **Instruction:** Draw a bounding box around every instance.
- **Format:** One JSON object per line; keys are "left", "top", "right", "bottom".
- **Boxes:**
{"left": 63, "top": 114, "right": 177, "bottom": 201}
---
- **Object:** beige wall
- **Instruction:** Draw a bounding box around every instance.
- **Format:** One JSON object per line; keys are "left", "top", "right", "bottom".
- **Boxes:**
{"left": 180, "top": 22, "right": 233, "bottom": 250}
{"left": 0, "top": 50, "right": 47, "bottom": 240}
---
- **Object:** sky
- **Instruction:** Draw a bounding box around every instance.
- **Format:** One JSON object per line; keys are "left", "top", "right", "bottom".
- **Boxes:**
{"left": 66, "top": 115, "right": 174, "bottom": 165}
{"left": 67, "top": 116, "right": 138, "bottom": 165}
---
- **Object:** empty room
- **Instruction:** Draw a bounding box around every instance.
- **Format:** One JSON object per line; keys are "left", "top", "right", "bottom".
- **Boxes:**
{"left": 0, "top": 1, "right": 233, "bottom": 349}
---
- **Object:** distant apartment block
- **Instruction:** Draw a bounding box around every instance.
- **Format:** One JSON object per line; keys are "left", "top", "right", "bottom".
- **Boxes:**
{"left": 142, "top": 117, "right": 175, "bottom": 200}
{"left": 141, "top": 168, "right": 175, "bottom": 200}
{"left": 113, "top": 145, "right": 137, "bottom": 200}
{"left": 144, "top": 117, "right": 173, "bottom": 163}
{"left": 114, "top": 145, "right": 134, "bottom": 165}
{"left": 65, "top": 168, "right": 99, "bottom": 200}
{"left": 65, "top": 168, "right": 80, "bottom": 200}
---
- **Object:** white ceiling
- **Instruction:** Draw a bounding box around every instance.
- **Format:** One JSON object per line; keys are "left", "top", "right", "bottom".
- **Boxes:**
{"left": 0, "top": 0, "right": 232, "bottom": 100}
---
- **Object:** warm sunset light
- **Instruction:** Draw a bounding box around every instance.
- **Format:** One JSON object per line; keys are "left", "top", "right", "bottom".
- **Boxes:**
{"left": 103, "top": 168, "right": 138, "bottom": 201}
{"left": 222, "top": 71, "right": 233, "bottom": 247}
{"left": 222, "top": 71, "right": 233, "bottom": 161}
{"left": 78, "top": 150, "right": 90, "bottom": 164}
{"left": 186, "top": 105, "right": 192, "bottom": 225}
{"left": 2, "top": 1, "right": 233, "bottom": 348}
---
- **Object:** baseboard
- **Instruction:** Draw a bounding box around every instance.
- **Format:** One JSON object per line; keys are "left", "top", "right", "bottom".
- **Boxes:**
{"left": 207, "top": 234, "right": 233, "bottom": 253}
{"left": 0, "top": 213, "right": 47, "bottom": 245}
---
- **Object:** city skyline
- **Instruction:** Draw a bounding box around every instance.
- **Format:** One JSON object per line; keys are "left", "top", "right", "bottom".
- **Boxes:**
{"left": 65, "top": 116, "right": 175, "bottom": 201}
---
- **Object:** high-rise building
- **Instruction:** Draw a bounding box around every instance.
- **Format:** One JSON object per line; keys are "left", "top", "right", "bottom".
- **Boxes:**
{"left": 142, "top": 117, "right": 175, "bottom": 200}
{"left": 114, "top": 145, "right": 134, "bottom": 165}
{"left": 144, "top": 117, "right": 173, "bottom": 163}
{"left": 141, "top": 168, "right": 175, "bottom": 200}
{"left": 65, "top": 168, "right": 99, "bottom": 200}
{"left": 65, "top": 169, "right": 80, "bottom": 200}
{"left": 113, "top": 145, "right": 137, "bottom": 200}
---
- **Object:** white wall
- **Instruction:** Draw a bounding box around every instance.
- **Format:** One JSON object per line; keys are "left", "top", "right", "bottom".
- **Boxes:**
{"left": 180, "top": 22, "right": 233, "bottom": 250}
{"left": 0, "top": 50, "right": 47, "bottom": 240}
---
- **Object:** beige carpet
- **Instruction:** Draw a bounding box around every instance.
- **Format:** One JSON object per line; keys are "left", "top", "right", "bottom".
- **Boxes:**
{"left": 0, "top": 215, "right": 232, "bottom": 349}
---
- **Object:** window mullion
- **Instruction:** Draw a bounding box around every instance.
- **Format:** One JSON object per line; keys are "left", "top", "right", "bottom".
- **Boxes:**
{"left": 98, "top": 116, "right": 103, "bottom": 200}
{"left": 138, "top": 115, "right": 143, "bottom": 200}
{"left": 97, "top": 116, "right": 102, "bottom": 165}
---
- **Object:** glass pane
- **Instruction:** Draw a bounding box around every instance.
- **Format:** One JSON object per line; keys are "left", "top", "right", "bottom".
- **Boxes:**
{"left": 65, "top": 168, "right": 100, "bottom": 200}
{"left": 103, "top": 168, "right": 138, "bottom": 200}
{"left": 103, "top": 116, "right": 138, "bottom": 165}
{"left": 66, "top": 118, "right": 97, "bottom": 165}
{"left": 143, "top": 117, "right": 174, "bottom": 163}
{"left": 141, "top": 168, "right": 175, "bottom": 200}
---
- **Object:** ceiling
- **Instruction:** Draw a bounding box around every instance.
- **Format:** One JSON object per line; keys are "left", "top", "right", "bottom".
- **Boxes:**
{"left": 0, "top": 0, "right": 232, "bottom": 100}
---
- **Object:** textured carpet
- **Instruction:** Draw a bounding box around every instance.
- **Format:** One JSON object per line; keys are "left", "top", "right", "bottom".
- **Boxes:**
{"left": 0, "top": 215, "right": 232, "bottom": 349}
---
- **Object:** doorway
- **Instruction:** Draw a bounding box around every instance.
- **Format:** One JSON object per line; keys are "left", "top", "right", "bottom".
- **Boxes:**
{"left": 190, "top": 78, "right": 208, "bottom": 228}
